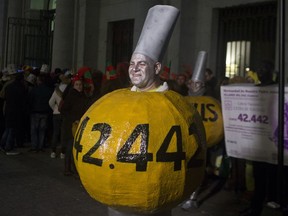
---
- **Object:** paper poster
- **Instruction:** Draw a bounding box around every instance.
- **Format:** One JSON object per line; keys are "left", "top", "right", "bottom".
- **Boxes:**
{"left": 221, "top": 83, "right": 288, "bottom": 165}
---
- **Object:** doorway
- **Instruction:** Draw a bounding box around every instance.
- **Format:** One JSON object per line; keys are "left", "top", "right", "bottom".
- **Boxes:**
{"left": 106, "top": 19, "right": 134, "bottom": 67}
{"left": 217, "top": 2, "right": 277, "bottom": 78}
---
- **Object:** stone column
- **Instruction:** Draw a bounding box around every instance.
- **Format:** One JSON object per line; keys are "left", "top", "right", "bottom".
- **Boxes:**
{"left": 7, "top": 0, "right": 23, "bottom": 18}
{"left": 0, "top": 0, "right": 24, "bottom": 68}
{"left": 73, "top": 0, "right": 101, "bottom": 70}
{"left": 0, "top": 0, "right": 8, "bottom": 68}
{"left": 51, "top": 0, "right": 75, "bottom": 71}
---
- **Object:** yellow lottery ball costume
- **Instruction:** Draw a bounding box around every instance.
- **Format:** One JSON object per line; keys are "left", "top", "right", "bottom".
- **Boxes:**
{"left": 73, "top": 89, "right": 206, "bottom": 214}
{"left": 185, "top": 96, "right": 224, "bottom": 148}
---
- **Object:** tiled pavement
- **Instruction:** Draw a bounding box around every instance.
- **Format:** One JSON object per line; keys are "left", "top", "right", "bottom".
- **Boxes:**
{"left": 0, "top": 146, "right": 283, "bottom": 216}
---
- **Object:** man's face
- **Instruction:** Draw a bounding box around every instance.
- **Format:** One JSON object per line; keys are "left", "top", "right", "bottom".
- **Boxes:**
{"left": 205, "top": 72, "right": 212, "bottom": 81}
{"left": 129, "top": 53, "right": 157, "bottom": 90}
{"left": 188, "top": 80, "right": 205, "bottom": 93}
{"left": 176, "top": 75, "right": 186, "bottom": 86}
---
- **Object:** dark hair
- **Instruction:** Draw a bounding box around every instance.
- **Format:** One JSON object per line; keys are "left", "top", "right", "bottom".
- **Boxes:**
{"left": 15, "top": 72, "right": 24, "bottom": 81}
{"left": 257, "top": 60, "right": 274, "bottom": 74}
{"left": 54, "top": 68, "right": 62, "bottom": 75}
{"left": 256, "top": 60, "right": 275, "bottom": 85}
{"left": 205, "top": 68, "right": 213, "bottom": 75}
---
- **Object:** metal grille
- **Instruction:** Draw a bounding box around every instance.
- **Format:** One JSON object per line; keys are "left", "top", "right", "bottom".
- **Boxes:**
{"left": 5, "top": 11, "right": 54, "bottom": 68}
{"left": 225, "top": 41, "right": 251, "bottom": 77}
{"left": 217, "top": 1, "right": 277, "bottom": 78}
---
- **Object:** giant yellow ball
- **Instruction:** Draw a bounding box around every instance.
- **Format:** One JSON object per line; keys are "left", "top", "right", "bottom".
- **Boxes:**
{"left": 73, "top": 89, "right": 206, "bottom": 214}
{"left": 185, "top": 96, "right": 224, "bottom": 148}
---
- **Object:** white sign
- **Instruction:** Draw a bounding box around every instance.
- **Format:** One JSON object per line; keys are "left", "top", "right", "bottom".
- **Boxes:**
{"left": 221, "top": 83, "right": 288, "bottom": 165}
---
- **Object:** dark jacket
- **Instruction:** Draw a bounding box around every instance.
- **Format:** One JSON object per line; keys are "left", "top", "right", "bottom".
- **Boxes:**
{"left": 29, "top": 83, "right": 53, "bottom": 114}
{"left": 60, "top": 88, "right": 89, "bottom": 141}
{"left": 4, "top": 79, "right": 27, "bottom": 127}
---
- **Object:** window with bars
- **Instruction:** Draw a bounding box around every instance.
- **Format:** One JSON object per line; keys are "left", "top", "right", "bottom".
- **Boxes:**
{"left": 225, "top": 41, "right": 251, "bottom": 77}
{"left": 6, "top": 17, "right": 53, "bottom": 67}
{"left": 217, "top": 1, "right": 277, "bottom": 79}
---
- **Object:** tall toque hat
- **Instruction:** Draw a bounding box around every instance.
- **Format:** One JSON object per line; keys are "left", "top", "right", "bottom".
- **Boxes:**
{"left": 133, "top": 5, "right": 180, "bottom": 62}
{"left": 191, "top": 51, "right": 208, "bottom": 82}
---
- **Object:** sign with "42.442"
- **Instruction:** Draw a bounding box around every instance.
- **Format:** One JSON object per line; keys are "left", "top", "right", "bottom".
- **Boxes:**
{"left": 221, "top": 84, "right": 288, "bottom": 165}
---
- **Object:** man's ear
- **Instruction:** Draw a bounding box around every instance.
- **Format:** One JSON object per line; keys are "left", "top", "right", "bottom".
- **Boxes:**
{"left": 155, "top": 62, "right": 162, "bottom": 75}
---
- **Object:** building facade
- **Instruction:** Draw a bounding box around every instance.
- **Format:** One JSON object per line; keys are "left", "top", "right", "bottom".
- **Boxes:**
{"left": 0, "top": 0, "right": 286, "bottom": 80}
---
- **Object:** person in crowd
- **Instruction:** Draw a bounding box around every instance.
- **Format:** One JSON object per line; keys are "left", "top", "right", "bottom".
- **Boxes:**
{"left": 49, "top": 72, "right": 70, "bottom": 159}
{"left": 204, "top": 68, "right": 218, "bottom": 97}
{"left": 187, "top": 68, "right": 206, "bottom": 96}
{"left": 22, "top": 72, "right": 37, "bottom": 144}
{"left": 87, "top": 69, "right": 103, "bottom": 106}
{"left": 100, "top": 69, "right": 130, "bottom": 96}
{"left": 76, "top": 66, "right": 94, "bottom": 98}
{"left": 166, "top": 79, "right": 187, "bottom": 96}
{"left": 239, "top": 60, "right": 283, "bottom": 216}
{"left": 116, "top": 61, "right": 131, "bottom": 88}
{"left": 0, "top": 72, "right": 27, "bottom": 155}
{"left": 0, "top": 65, "right": 17, "bottom": 99}
{"left": 51, "top": 68, "right": 63, "bottom": 84}
{"left": 38, "top": 64, "right": 54, "bottom": 89}
{"left": 25, "top": 73, "right": 37, "bottom": 91}
{"left": 245, "top": 70, "right": 260, "bottom": 84}
{"left": 176, "top": 73, "right": 187, "bottom": 85}
{"left": 188, "top": 67, "right": 218, "bottom": 98}
{"left": 175, "top": 73, "right": 189, "bottom": 95}
{"left": 182, "top": 55, "right": 228, "bottom": 210}
{"left": 107, "top": 5, "right": 180, "bottom": 216}
{"left": 219, "top": 76, "right": 230, "bottom": 86}
{"left": 60, "top": 73, "right": 89, "bottom": 176}
{"left": 29, "top": 74, "right": 53, "bottom": 152}
{"left": 0, "top": 69, "right": 9, "bottom": 140}
{"left": 222, "top": 76, "right": 249, "bottom": 196}
{"left": 215, "top": 76, "right": 230, "bottom": 101}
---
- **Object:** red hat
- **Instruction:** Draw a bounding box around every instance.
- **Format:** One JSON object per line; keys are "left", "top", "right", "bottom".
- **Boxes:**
{"left": 72, "top": 73, "right": 82, "bottom": 84}
{"left": 105, "top": 62, "right": 117, "bottom": 80}
{"left": 77, "top": 66, "right": 93, "bottom": 84}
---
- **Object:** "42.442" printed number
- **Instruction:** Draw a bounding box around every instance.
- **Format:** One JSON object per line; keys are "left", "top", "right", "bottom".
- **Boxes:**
{"left": 74, "top": 117, "right": 204, "bottom": 172}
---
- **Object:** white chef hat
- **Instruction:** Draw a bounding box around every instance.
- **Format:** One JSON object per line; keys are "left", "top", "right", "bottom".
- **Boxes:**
{"left": 191, "top": 51, "right": 208, "bottom": 82}
{"left": 133, "top": 5, "right": 180, "bottom": 62}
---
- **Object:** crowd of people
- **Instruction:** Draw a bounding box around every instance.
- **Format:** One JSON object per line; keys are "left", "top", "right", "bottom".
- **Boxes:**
{"left": 0, "top": 62, "right": 131, "bottom": 176}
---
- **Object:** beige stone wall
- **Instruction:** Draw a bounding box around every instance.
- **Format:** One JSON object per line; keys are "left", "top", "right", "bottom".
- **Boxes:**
{"left": 2, "top": 0, "right": 286, "bottom": 82}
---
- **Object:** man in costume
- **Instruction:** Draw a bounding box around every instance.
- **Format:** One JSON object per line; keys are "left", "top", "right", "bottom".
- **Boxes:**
{"left": 108, "top": 4, "right": 180, "bottom": 216}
